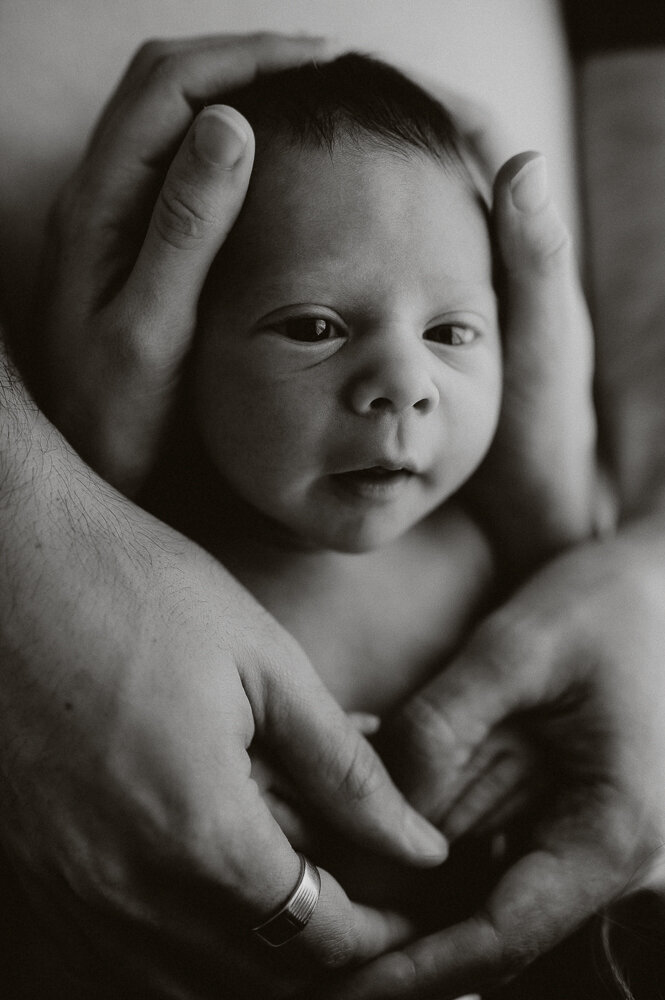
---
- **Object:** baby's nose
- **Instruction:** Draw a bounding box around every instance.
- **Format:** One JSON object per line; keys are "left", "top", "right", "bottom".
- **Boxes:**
{"left": 348, "top": 344, "right": 440, "bottom": 416}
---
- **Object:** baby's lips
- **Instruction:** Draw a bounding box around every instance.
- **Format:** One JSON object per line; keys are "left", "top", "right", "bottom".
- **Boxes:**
{"left": 338, "top": 453, "right": 421, "bottom": 475}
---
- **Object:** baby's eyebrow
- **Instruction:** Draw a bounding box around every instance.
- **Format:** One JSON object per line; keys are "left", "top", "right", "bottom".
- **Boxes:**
{"left": 237, "top": 269, "right": 346, "bottom": 311}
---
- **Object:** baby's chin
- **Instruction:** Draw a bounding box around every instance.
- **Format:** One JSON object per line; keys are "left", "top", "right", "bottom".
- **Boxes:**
{"left": 262, "top": 494, "right": 454, "bottom": 554}
{"left": 276, "top": 514, "right": 430, "bottom": 555}
{"left": 213, "top": 477, "right": 444, "bottom": 554}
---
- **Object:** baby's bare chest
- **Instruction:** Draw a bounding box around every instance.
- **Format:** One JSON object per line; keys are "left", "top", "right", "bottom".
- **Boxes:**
{"left": 250, "top": 506, "right": 495, "bottom": 715}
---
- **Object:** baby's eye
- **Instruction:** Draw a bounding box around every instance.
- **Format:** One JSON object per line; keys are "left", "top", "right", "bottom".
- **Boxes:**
{"left": 425, "top": 324, "right": 478, "bottom": 346}
{"left": 276, "top": 317, "right": 342, "bottom": 343}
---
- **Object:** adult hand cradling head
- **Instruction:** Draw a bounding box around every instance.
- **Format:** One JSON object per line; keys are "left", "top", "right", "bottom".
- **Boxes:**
{"left": 2, "top": 34, "right": 456, "bottom": 1000}
{"left": 22, "top": 29, "right": 665, "bottom": 1000}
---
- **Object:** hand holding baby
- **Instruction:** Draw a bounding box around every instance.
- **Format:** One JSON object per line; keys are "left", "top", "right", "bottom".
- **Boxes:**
{"left": 37, "top": 33, "right": 332, "bottom": 494}
{"left": 343, "top": 525, "right": 665, "bottom": 998}
{"left": 34, "top": 31, "right": 665, "bottom": 1000}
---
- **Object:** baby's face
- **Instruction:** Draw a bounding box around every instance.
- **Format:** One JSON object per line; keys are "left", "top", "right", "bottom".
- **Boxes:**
{"left": 195, "top": 141, "right": 501, "bottom": 552}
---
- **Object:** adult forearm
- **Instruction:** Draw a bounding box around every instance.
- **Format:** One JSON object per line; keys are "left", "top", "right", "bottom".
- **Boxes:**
{"left": 0, "top": 321, "right": 141, "bottom": 796}
{"left": 0, "top": 322, "right": 130, "bottom": 651}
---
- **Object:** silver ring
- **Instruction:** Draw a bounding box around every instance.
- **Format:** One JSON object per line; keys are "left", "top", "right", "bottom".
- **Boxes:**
{"left": 252, "top": 854, "right": 322, "bottom": 947}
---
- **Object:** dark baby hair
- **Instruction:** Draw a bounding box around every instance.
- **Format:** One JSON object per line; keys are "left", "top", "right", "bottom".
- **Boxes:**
{"left": 219, "top": 52, "right": 476, "bottom": 186}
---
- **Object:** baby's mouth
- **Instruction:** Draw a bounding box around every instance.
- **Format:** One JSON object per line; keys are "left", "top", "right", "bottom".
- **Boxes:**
{"left": 331, "top": 466, "right": 415, "bottom": 499}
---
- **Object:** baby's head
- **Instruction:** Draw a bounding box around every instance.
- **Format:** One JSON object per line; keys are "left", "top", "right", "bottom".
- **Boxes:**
{"left": 195, "top": 54, "right": 501, "bottom": 553}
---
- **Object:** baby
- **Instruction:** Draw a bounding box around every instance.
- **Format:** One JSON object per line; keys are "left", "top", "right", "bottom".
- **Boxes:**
{"left": 151, "top": 54, "right": 596, "bottom": 925}
{"left": 182, "top": 56, "right": 498, "bottom": 709}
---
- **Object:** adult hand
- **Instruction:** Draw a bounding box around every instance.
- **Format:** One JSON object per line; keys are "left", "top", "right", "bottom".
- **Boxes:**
{"left": 420, "top": 81, "right": 604, "bottom": 573}
{"left": 323, "top": 520, "right": 665, "bottom": 999}
{"left": 0, "top": 339, "right": 447, "bottom": 999}
{"left": 37, "top": 32, "right": 332, "bottom": 494}
{"left": 317, "top": 142, "right": 662, "bottom": 997}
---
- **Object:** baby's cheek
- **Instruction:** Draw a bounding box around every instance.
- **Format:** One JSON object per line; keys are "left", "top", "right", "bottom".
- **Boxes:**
{"left": 453, "top": 377, "right": 502, "bottom": 480}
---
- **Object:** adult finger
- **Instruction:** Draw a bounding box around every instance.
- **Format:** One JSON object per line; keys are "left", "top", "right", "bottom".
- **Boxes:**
{"left": 400, "top": 70, "right": 516, "bottom": 185}
{"left": 251, "top": 709, "right": 384, "bottom": 858}
{"left": 494, "top": 151, "right": 574, "bottom": 268}
{"left": 380, "top": 611, "right": 544, "bottom": 823}
{"left": 67, "top": 34, "right": 332, "bottom": 297}
{"left": 195, "top": 767, "right": 414, "bottom": 969}
{"left": 320, "top": 793, "right": 637, "bottom": 999}
{"left": 440, "top": 730, "right": 535, "bottom": 841}
{"left": 244, "top": 649, "right": 449, "bottom": 870}
{"left": 466, "top": 151, "right": 601, "bottom": 567}
{"left": 120, "top": 105, "right": 254, "bottom": 367}
{"left": 86, "top": 33, "right": 332, "bottom": 200}
{"left": 494, "top": 150, "right": 594, "bottom": 394}
{"left": 118, "top": 654, "right": 417, "bottom": 973}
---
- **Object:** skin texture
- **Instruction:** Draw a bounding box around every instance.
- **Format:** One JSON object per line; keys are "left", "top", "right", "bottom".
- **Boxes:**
{"left": 195, "top": 142, "right": 501, "bottom": 553}
{"left": 322, "top": 517, "right": 665, "bottom": 999}
{"left": 320, "top": 61, "right": 665, "bottom": 999}
{"left": 1, "top": 318, "right": 449, "bottom": 1000}
{"left": 19, "top": 32, "right": 665, "bottom": 1000}
{"left": 0, "top": 36, "right": 454, "bottom": 1000}
{"left": 36, "top": 33, "right": 331, "bottom": 493}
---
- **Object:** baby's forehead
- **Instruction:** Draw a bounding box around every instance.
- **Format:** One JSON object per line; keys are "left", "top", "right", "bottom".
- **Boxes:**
{"left": 242, "top": 134, "right": 484, "bottom": 239}
{"left": 255, "top": 129, "right": 468, "bottom": 186}
{"left": 211, "top": 136, "right": 493, "bottom": 319}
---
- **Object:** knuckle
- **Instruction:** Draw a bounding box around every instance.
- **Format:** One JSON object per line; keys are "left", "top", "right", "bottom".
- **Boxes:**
{"left": 505, "top": 213, "right": 573, "bottom": 280}
{"left": 129, "top": 39, "right": 188, "bottom": 94}
{"left": 399, "top": 693, "right": 459, "bottom": 761}
{"left": 377, "top": 952, "right": 420, "bottom": 989}
{"left": 333, "top": 737, "right": 384, "bottom": 805}
{"left": 314, "top": 928, "right": 356, "bottom": 972}
{"left": 527, "top": 224, "right": 572, "bottom": 277}
{"left": 471, "top": 913, "right": 526, "bottom": 983}
{"left": 153, "top": 183, "right": 212, "bottom": 250}
{"left": 133, "top": 37, "right": 175, "bottom": 74}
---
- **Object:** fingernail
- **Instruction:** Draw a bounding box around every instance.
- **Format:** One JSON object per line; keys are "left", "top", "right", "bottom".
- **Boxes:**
{"left": 194, "top": 108, "right": 248, "bottom": 168}
{"left": 510, "top": 155, "right": 548, "bottom": 212}
{"left": 407, "top": 815, "right": 449, "bottom": 863}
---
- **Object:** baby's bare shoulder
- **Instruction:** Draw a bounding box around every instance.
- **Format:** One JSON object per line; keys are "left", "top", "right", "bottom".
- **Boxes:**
{"left": 409, "top": 500, "right": 494, "bottom": 567}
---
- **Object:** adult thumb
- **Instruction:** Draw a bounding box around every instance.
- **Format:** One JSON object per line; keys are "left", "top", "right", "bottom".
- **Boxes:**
{"left": 123, "top": 104, "right": 255, "bottom": 366}
{"left": 493, "top": 151, "right": 573, "bottom": 276}
{"left": 253, "top": 655, "right": 449, "bottom": 870}
{"left": 378, "top": 613, "right": 541, "bottom": 823}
